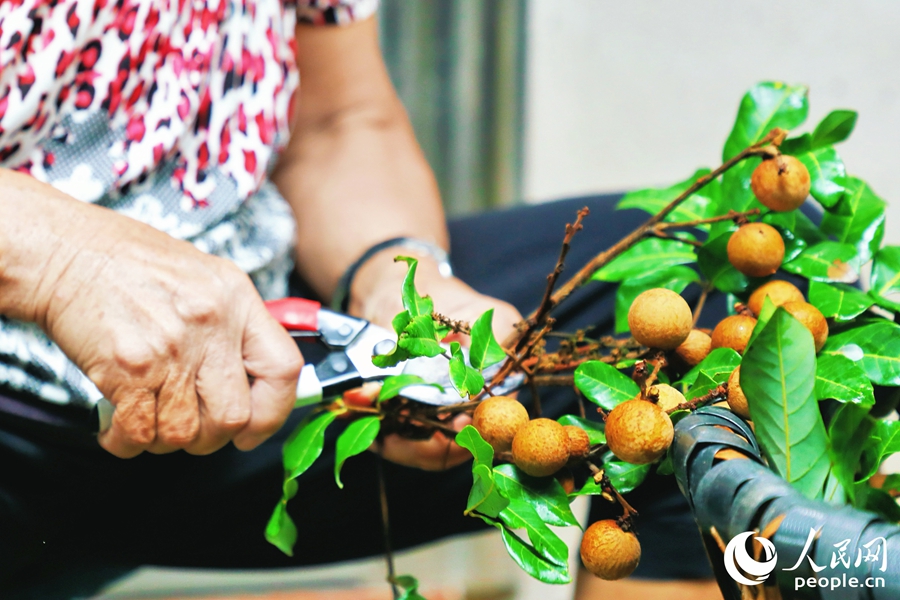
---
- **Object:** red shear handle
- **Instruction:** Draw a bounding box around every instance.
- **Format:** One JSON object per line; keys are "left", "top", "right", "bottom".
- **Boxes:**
{"left": 265, "top": 297, "right": 321, "bottom": 331}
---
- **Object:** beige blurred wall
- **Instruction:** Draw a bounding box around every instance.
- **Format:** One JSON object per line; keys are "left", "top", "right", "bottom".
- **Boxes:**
{"left": 523, "top": 0, "right": 900, "bottom": 244}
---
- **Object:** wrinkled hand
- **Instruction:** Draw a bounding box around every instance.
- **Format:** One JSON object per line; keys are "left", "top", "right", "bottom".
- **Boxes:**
{"left": 15, "top": 188, "right": 304, "bottom": 458}
{"left": 350, "top": 256, "right": 522, "bottom": 471}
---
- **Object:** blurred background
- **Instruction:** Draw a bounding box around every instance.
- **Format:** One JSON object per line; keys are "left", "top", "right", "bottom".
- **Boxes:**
{"left": 97, "top": 1, "right": 900, "bottom": 598}
{"left": 380, "top": 0, "right": 900, "bottom": 246}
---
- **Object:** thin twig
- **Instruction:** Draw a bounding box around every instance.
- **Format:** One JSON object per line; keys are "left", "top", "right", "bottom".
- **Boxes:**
{"left": 692, "top": 283, "right": 712, "bottom": 327}
{"left": 667, "top": 384, "right": 728, "bottom": 414}
{"left": 654, "top": 208, "right": 762, "bottom": 230}
{"left": 501, "top": 129, "right": 785, "bottom": 353}
{"left": 376, "top": 449, "right": 399, "bottom": 600}
{"left": 432, "top": 312, "right": 471, "bottom": 335}
{"left": 648, "top": 229, "right": 704, "bottom": 247}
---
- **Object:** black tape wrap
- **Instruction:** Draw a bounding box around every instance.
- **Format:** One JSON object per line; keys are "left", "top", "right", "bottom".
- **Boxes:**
{"left": 672, "top": 407, "right": 900, "bottom": 600}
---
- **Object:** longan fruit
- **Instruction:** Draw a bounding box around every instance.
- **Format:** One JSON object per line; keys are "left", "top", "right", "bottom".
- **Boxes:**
{"left": 627, "top": 288, "right": 693, "bottom": 350}
{"left": 727, "top": 223, "right": 785, "bottom": 278}
{"left": 511, "top": 418, "right": 570, "bottom": 477}
{"left": 675, "top": 329, "right": 712, "bottom": 366}
{"left": 555, "top": 467, "right": 576, "bottom": 495}
{"left": 782, "top": 301, "right": 829, "bottom": 352}
{"left": 645, "top": 383, "right": 686, "bottom": 413}
{"left": 751, "top": 155, "right": 811, "bottom": 212}
{"left": 564, "top": 425, "right": 591, "bottom": 461}
{"left": 727, "top": 367, "right": 750, "bottom": 420}
{"left": 711, "top": 315, "right": 758, "bottom": 354}
{"left": 580, "top": 520, "right": 641, "bottom": 580}
{"left": 472, "top": 396, "right": 529, "bottom": 453}
{"left": 747, "top": 280, "right": 805, "bottom": 316}
{"left": 605, "top": 400, "right": 674, "bottom": 465}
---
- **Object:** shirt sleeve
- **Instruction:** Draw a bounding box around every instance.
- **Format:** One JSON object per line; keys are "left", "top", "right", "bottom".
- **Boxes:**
{"left": 297, "top": 0, "right": 379, "bottom": 25}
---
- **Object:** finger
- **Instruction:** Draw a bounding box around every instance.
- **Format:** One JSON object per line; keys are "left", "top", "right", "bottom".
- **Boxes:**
{"left": 146, "top": 368, "right": 200, "bottom": 454}
{"left": 98, "top": 389, "right": 157, "bottom": 458}
{"left": 233, "top": 304, "right": 303, "bottom": 450}
{"left": 379, "top": 432, "right": 473, "bottom": 471}
{"left": 187, "top": 344, "right": 252, "bottom": 455}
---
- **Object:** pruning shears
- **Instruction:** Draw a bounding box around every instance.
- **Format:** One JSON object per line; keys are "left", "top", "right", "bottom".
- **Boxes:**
{"left": 92, "top": 297, "right": 522, "bottom": 433}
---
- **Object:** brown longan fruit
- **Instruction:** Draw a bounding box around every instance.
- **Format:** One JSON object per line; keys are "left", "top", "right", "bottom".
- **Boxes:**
{"left": 782, "top": 301, "right": 829, "bottom": 352}
{"left": 747, "top": 280, "right": 805, "bottom": 316}
{"left": 555, "top": 467, "right": 576, "bottom": 495}
{"left": 605, "top": 400, "right": 674, "bottom": 465}
{"left": 511, "top": 418, "right": 570, "bottom": 477}
{"left": 751, "top": 155, "right": 811, "bottom": 212}
{"left": 627, "top": 288, "right": 693, "bottom": 350}
{"left": 646, "top": 383, "right": 686, "bottom": 413}
{"left": 727, "top": 367, "right": 750, "bottom": 420}
{"left": 580, "top": 519, "right": 641, "bottom": 580}
{"left": 564, "top": 425, "right": 591, "bottom": 461}
{"left": 711, "top": 315, "right": 758, "bottom": 354}
{"left": 727, "top": 223, "right": 785, "bottom": 278}
{"left": 675, "top": 329, "right": 712, "bottom": 366}
{"left": 472, "top": 396, "right": 529, "bottom": 453}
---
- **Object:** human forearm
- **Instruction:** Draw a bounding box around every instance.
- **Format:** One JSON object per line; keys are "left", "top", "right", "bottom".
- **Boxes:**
{"left": 0, "top": 168, "right": 93, "bottom": 325}
{"left": 271, "top": 19, "right": 448, "bottom": 310}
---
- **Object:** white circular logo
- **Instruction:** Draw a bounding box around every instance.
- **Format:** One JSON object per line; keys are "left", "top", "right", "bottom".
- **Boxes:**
{"left": 724, "top": 531, "right": 778, "bottom": 586}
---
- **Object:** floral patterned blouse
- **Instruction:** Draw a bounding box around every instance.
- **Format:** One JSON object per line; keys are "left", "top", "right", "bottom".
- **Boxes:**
{"left": 0, "top": 0, "right": 378, "bottom": 406}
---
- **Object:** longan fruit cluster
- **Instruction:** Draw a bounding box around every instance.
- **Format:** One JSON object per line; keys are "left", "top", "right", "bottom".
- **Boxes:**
{"left": 471, "top": 397, "right": 593, "bottom": 478}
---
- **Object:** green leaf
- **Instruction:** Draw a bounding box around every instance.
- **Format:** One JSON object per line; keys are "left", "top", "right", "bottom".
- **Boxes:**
{"left": 591, "top": 236, "right": 697, "bottom": 282}
{"left": 677, "top": 347, "right": 742, "bottom": 390}
{"left": 718, "top": 159, "right": 765, "bottom": 221}
{"left": 821, "top": 177, "right": 886, "bottom": 263}
{"left": 557, "top": 415, "right": 606, "bottom": 445}
{"left": 799, "top": 146, "right": 847, "bottom": 209}
{"left": 741, "top": 309, "right": 831, "bottom": 499}
{"left": 815, "top": 353, "right": 875, "bottom": 407}
{"left": 854, "top": 484, "right": 900, "bottom": 522}
{"left": 493, "top": 464, "right": 580, "bottom": 527}
{"left": 283, "top": 411, "right": 339, "bottom": 479}
{"left": 882, "top": 474, "right": 900, "bottom": 494}
{"left": 576, "top": 456, "right": 650, "bottom": 495}
{"left": 392, "top": 311, "right": 412, "bottom": 336}
{"left": 499, "top": 527, "right": 571, "bottom": 584}
{"left": 870, "top": 246, "right": 900, "bottom": 313}
{"left": 808, "top": 281, "right": 874, "bottom": 322}
{"left": 456, "top": 424, "right": 495, "bottom": 467}
{"left": 467, "top": 464, "right": 509, "bottom": 518}
{"left": 397, "top": 314, "right": 443, "bottom": 358}
{"left": 828, "top": 402, "right": 875, "bottom": 502}
{"left": 697, "top": 229, "right": 751, "bottom": 294}
{"left": 782, "top": 241, "right": 859, "bottom": 283}
{"left": 616, "top": 168, "right": 719, "bottom": 228}
{"left": 470, "top": 309, "right": 507, "bottom": 370}
{"left": 334, "top": 416, "right": 381, "bottom": 489}
{"left": 396, "top": 257, "right": 434, "bottom": 317}
{"left": 394, "top": 575, "right": 428, "bottom": 600}
{"left": 613, "top": 266, "right": 699, "bottom": 333}
{"left": 448, "top": 341, "right": 485, "bottom": 397}
{"left": 372, "top": 345, "right": 411, "bottom": 368}
{"left": 574, "top": 361, "right": 640, "bottom": 410}
{"left": 605, "top": 456, "right": 652, "bottom": 490}
{"left": 822, "top": 320, "right": 900, "bottom": 386}
{"left": 746, "top": 296, "right": 778, "bottom": 350}
{"left": 723, "top": 82, "right": 809, "bottom": 161}
{"left": 811, "top": 110, "right": 858, "bottom": 148}
{"left": 499, "top": 498, "right": 570, "bottom": 563}
{"left": 686, "top": 371, "right": 720, "bottom": 401}
{"left": 265, "top": 502, "right": 298, "bottom": 557}
{"left": 378, "top": 374, "right": 444, "bottom": 402}
{"left": 763, "top": 211, "right": 807, "bottom": 262}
